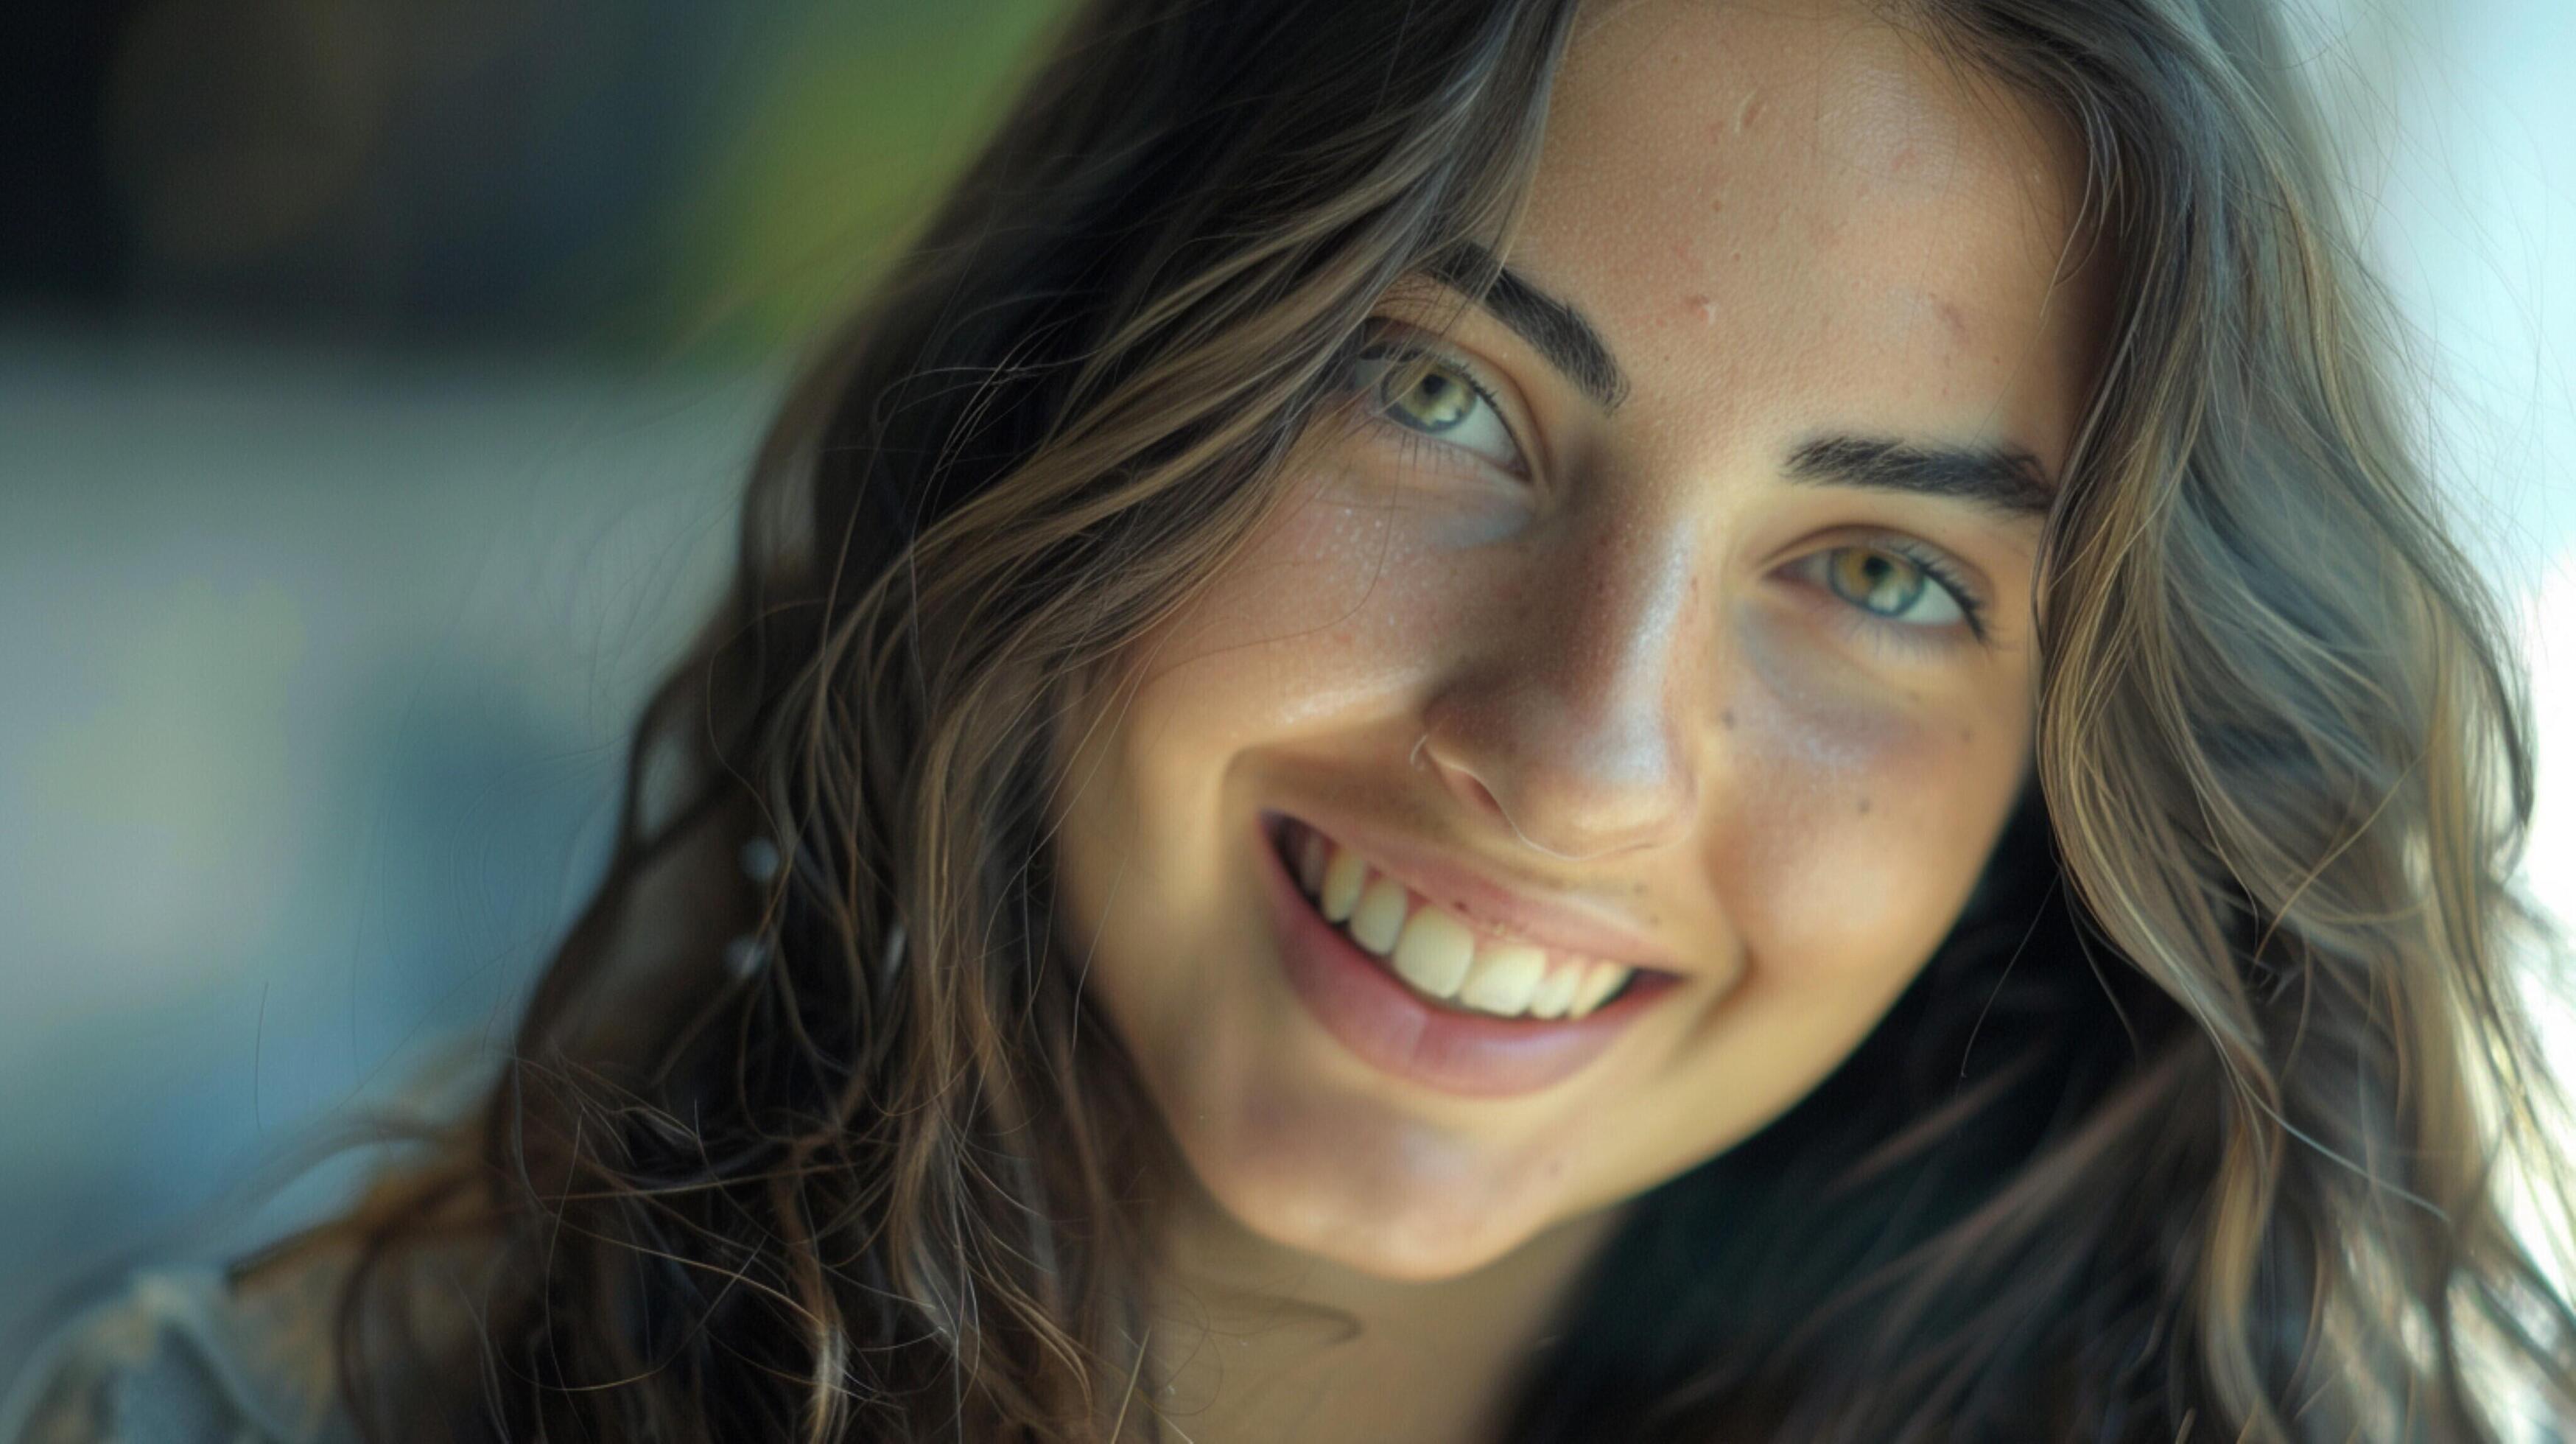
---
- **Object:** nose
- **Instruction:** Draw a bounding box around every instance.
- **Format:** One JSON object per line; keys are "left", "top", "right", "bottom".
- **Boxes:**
{"left": 1417, "top": 519, "right": 1705, "bottom": 862}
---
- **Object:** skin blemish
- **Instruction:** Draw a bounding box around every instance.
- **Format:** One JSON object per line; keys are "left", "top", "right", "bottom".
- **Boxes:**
{"left": 1722, "top": 708, "right": 1738, "bottom": 730}
{"left": 1686, "top": 294, "right": 1717, "bottom": 324}
{"left": 1733, "top": 88, "right": 1763, "bottom": 133}
{"left": 1856, "top": 797, "right": 1871, "bottom": 815}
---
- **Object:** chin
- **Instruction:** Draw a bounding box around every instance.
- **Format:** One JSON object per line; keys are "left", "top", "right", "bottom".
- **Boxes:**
{"left": 1210, "top": 1170, "right": 1544, "bottom": 1283}
{"left": 1148, "top": 1031, "right": 1587, "bottom": 1279}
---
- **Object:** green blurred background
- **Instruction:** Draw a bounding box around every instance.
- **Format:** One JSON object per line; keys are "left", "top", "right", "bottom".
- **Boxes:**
{"left": 6, "top": 0, "right": 1069, "bottom": 360}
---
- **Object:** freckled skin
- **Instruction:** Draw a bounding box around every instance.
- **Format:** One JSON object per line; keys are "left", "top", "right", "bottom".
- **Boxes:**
{"left": 1053, "top": 0, "right": 2099, "bottom": 1367}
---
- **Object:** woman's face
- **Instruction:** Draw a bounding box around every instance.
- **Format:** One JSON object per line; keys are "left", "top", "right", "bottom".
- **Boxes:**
{"left": 1055, "top": 0, "right": 2100, "bottom": 1281}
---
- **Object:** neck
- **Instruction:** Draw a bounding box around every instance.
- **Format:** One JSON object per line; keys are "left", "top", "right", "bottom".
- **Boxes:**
{"left": 1143, "top": 1182, "right": 1629, "bottom": 1444}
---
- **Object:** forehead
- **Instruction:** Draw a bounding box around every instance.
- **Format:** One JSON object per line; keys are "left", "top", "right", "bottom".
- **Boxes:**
{"left": 1514, "top": 0, "right": 2099, "bottom": 472}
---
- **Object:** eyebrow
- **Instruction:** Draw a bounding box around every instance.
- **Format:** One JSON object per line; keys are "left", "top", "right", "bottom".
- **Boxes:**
{"left": 1784, "top": 436, "right": 2058, "bottom": 520}
{"left": 1418, "top": 243, "right": 2060, "bottom": 519}
{"left": 1424, "top": 242, "right": 1632, "bottom": 412}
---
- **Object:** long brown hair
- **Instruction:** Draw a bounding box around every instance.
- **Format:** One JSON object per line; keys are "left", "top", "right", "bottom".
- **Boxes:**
{"left": 249, "top": 0, "right": 2576, "bottom": 1438}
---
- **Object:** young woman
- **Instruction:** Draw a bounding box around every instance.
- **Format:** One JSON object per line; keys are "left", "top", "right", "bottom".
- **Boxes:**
{"left": 10, "top": 0, "right": 2573, "bottom": 1439}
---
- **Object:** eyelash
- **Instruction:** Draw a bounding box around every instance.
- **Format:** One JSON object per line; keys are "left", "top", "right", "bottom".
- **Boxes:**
{"left": 1335, "top": 326, "right": 1992, "bottom": 652}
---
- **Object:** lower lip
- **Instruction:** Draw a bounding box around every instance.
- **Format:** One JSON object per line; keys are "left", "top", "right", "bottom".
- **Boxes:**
{"left": 1256, "top": 815, "right": 1679, "bottom": 1098}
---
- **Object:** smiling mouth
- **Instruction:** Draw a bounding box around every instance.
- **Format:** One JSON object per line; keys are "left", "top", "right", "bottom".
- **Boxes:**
{"left": 1266, "top": 816, "right": 1644, "bottom": 1021}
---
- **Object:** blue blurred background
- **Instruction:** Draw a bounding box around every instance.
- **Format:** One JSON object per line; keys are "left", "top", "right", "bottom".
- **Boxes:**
{"left": 1, "top": 0, "right": 2569, "bottom": 1389}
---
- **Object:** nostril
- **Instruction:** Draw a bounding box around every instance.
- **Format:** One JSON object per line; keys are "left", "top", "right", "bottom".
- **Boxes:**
{"left": 1417, "top": 729, "right": 1514, "bottom": 824}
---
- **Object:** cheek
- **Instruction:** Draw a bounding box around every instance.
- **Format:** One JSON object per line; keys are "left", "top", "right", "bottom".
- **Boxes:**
{"left": 1061, "top": 463, "right": 1481, "bottom": 977}
{"left": 1710, "top": 647, "right": 2029, "bottom": 989}
{"left": 1137, "top": 463, "right": 1487, "bottom": 738}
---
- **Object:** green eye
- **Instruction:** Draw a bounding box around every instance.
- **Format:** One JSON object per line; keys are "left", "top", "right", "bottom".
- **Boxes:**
{"left": 1381, "top": 360, "right": 1478, "bottom": 432}
{"left": 1819, "top": 545, "right": 1965, "bottom": 628}
{"left": 1347, "top": 342, "right": 1529, "bottom": 474}
{"left": 1828, "top": 548, "right": 1923, "bottom": 615}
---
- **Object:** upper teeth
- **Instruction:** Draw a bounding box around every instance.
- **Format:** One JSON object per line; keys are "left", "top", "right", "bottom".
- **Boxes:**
{"left": 1290, "top": 824, "right": 1633, "bottom": 1020}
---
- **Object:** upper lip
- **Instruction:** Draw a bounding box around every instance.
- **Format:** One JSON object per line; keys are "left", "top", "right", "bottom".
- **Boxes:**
{"left": 1268, "top": 807, "right": 1688, "bottom": 975}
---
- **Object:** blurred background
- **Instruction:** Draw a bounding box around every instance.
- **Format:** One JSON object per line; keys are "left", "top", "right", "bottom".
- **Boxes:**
{"left": 0, "top": 0, "right": 2569, "bottom": 1391}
